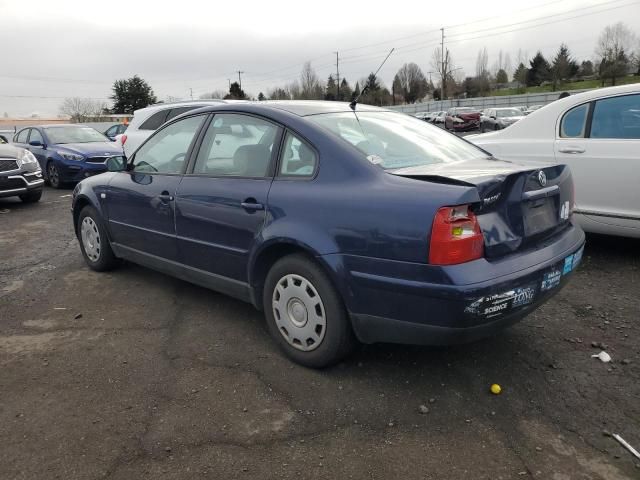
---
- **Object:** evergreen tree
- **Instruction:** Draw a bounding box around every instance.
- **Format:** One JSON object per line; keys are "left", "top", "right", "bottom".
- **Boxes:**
{"left": 224, "top": 82, "right": 246, "bottom": 100}
{"left": 257, "top": 92, "right": 266, "bottom": 101}
{"left": 495, "top": 69, "right": 509, "bottom": 84}
{"left": 325, "top": 75, "right": 337, "bottom": 101}
{"left": 338, "top": 78, "right": 352, "bottom": 102}
{"left": 551, "top": 44, "right": 579, "bottom": 89}
{"left": 526, "top": 51, "right": 551, "bottom": 86}
{"left": 110, "top": 75, "right": 157, "bottom": 114}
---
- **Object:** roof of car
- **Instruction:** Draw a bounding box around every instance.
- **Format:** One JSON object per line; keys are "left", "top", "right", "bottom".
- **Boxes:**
{"left": 189, "top": 100, "right": 390, "bottom": 117}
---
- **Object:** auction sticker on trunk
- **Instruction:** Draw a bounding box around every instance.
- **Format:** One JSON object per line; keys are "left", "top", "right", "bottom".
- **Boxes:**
{"left": 541, "top": 269, "right": 562, "bottom": 291}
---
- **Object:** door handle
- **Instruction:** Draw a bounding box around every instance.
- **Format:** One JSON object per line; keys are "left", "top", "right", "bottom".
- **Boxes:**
{"left": 157, "top": 192, "right": 174, "bottom": 202}
{"left": 241, "top": 200, "right": 264, "bottom": 211}
{"left": 558, "top": 146, "right": 585, "bottom": 154}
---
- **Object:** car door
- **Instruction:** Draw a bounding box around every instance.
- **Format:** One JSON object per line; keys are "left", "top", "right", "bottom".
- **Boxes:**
{"left": 175, "top": 113, "right": 282, "bottom": 283}
{"left": 106, "top": 113, "right": 208, "bottom": 262}
{"left": 554, "top": 94, "right": 640, "bottom": 232}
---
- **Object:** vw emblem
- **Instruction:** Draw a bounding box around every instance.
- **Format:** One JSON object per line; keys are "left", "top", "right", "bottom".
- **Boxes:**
{"left": 537, "top": 170, "right": 547, "bottom": 187}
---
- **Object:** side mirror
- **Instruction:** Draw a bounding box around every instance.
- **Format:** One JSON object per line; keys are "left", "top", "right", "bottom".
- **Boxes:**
{"left": 29, "top": 140, "right": 44, "bottom": 147}
{"left": 106, "top": 155, "right": 127, "bottom": 172}
{"left": 490, "top": 115, "right": 496, "bottom": 120}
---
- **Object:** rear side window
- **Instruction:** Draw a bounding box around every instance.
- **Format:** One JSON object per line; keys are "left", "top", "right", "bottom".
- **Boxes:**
{"left": 279, "top": 132, "right": 317, "bottom": 178}
{"left": 15, "top": 129, "right": 29, "bottom": 143}
{"left": 139, "top": 110, "right": 170, "bottom": 130}
{"left": 165, "top": 106, "right": 198, "bottom": 122}
{"left": 590, "top": 94, "right": 640, "bottom": 139}
{"left": 192, "top": 114, "right": 279, "bottom": 177}
{"left": 560, "top": 104, "right": 589, "bottom": 138}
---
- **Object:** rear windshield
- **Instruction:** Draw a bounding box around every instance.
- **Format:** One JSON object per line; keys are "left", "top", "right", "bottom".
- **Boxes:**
{"left": 452, "top": 108, "right": 475, "bottom": 114}
{"left": 307, "top": 111, "right": 489, "bottom": 170}
{"left": 44, "top": 126, "right": 107, "bottom": 144}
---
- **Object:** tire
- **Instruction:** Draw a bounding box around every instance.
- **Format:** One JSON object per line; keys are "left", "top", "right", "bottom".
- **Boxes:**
{"left": 494, "top": 124, "right": 500, "bottom": 131}
{"left": 19, "top": 189, "right": 42, "bottom": 203}
{"left": 263, "top": 254, "right": 355, "bottom": 368}
{"left": 77, "top": 205, "right": 119, "bottom": 271}
{"left": 47, "top": 161, "right": 62, "bottom": 189}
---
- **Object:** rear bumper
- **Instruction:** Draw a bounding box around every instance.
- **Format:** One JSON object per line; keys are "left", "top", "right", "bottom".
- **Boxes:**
{"left": 321, "top": 224, "right": 585, "bottom": 345}
{"left": 0, "top": 172, "right": 44, "bottom": 198}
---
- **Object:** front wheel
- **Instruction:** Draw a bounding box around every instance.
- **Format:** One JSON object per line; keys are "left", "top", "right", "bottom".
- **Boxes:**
{"left": 47, "top": 161, "right": 62, "bottom": 189}
{"left": 263, "top": 254, "right": 355, "bottom": 368}
{"left": 77, "top": 205, "right": 119, "bottom": 271}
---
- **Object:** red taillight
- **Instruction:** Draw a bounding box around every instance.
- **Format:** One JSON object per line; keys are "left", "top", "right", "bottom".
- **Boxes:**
{"left": 120, "top": 134, "right": 127, "bottom": 145}
{"left": 429, "top": 205, "right": 484, "bottom": 265}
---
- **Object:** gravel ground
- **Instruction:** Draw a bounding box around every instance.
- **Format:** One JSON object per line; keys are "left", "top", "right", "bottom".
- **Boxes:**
{"left": 1, "top": 186, "right": 639, "bottom": 480}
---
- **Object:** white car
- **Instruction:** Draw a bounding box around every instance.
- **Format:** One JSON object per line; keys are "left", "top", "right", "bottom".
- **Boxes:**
{"left": 469, "top": 83, "right": 640, "bottom": 238}
{"left": 116, "top": 100, "right": 229, "bottom": 157}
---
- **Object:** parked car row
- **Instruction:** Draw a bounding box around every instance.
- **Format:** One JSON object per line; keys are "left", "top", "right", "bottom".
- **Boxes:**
{"left": 415, "top": 104, "right": 547, "bottom": 132}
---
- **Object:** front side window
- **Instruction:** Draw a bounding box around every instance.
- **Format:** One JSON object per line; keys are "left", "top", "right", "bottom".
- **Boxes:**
{"left": 590, "top": 94, "right": 640, "bottom": 139}
{"left": 192, "top": 114, "right": 279, "bottom": 177}
{"left": 15, "top": 129, "right": 29, "bottom": 143}
{"left": 560, "top": 104, "right": 589, "bottom": 138}
{"left": 105, "top": 125, "right": 117, "bottom": 137}
{"left": 132, "top": 115, "right": 205, "bottom": 174}
{"left": 279, "top": 132, "right": 317, "bottom": 177}
{"left": 44, "top": 126, "right": 107, "bottom": 144}
{"left": 29, "top": 129, "right": 44, "bottom": 144}
{"left": 308, "top": 111, "right": 489, "bottom": 170}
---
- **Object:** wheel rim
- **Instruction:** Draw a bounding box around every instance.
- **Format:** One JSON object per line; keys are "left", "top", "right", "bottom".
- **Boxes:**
{"left": 80, "top": 217, "right": 101, "bottom": 262}
{"left": 48, "top": 164, "right": 59, "bottom": 187}
{"left": 272, "top": 274, "right": 326, "bottom": 352}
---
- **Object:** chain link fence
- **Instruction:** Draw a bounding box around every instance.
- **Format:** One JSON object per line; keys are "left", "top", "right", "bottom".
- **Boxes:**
{"left": 388, "top": 89, "right": 591, "bottom": 114}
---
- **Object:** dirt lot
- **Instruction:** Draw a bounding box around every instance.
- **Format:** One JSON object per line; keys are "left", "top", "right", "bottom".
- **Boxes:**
{"left": 1, "top": 187, "right": 639, "bottom": 480}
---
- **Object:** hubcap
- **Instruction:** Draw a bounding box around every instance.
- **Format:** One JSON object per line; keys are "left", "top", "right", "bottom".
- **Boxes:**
{"left": 272, "top": 274, "right": 326, "bottom": 352}
{"left": 48, "top": 164, "right": 59, "bottom": 186}
{"left": 80, "top": 217, "right": 101, "bottom": 262}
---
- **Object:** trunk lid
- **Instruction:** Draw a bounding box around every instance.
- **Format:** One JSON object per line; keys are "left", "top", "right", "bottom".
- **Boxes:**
{"left": 458, "top": 112, "right": 480, "bottom": 121}
{"left": 389, "top": 158, "right": 574, "bottom": 257}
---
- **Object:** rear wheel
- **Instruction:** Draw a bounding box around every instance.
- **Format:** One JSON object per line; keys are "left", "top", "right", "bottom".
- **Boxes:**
{"left": 263, "top": 254, "right": 355, "bottom": 368}
{"left": 77, "top": 205, "right": 119, "bottom": 271}
{"left": 494, "top": 124, "right": 500, "bottom": 131}
{"left": 19, "top": 189, "right": 42, "bottom": 203}
{"left": 47, "top": 161, "right": 62, "bottom": 189}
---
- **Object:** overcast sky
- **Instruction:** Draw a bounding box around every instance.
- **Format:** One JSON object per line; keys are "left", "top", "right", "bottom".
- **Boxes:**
{"left": 1, "top": 0, "right": 639, "bottom": 117}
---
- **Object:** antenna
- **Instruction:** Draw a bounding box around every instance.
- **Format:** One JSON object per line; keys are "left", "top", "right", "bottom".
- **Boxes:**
{"left": 349, "top": 48, "right": 395, "bottom": 111}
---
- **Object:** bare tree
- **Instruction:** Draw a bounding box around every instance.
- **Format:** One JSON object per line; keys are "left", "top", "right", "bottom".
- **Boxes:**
{"left": 60, "top": 97, "right": 106, "bottom": 122}
{"left": 475, "top": 48, "right": 489, "bottom": 79}
{"left": 596, "top": 22, "right": 636, "bottom": 85}
{"left": 394, "top": 63, "right": 429, "bottom": 103}
{"left": 300, "top": 62, "right": 323, "bottom": 100}
{"left": 431, "top": 47, "right": 455, "bottom": 99}
{"left": 199, "top": 90, "right": 227, "bottom": 99}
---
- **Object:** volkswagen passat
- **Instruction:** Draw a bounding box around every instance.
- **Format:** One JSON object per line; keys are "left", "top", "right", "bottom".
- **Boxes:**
{"left": 71, "top": 101, "right": 585, "bottom": 367}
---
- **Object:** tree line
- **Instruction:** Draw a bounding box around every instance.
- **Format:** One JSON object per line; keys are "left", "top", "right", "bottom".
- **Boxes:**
{"left": 61, "top": 22, "right": 639, "bottom": 120}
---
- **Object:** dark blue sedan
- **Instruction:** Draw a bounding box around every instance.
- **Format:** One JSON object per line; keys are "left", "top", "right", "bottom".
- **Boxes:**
{"left": 13, "top": 124, "right": 123, "bottom": 188}
{"left": 71, "top": 101, "right": 585, "bottom": 367}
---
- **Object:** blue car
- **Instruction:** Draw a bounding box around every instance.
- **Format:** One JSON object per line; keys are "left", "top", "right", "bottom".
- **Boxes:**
{"left": 13, "top": 124, "right": 124, "bottom": 188}
{"left": 71, "top": 101, "right": 585, "bottom": 367}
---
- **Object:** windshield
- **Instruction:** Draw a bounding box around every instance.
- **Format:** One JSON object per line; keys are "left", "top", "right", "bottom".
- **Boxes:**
{"left": 44, "top": 126, "right": 107, "bottom": 144}
{"left": 308, "top": 111, "right": 489, "bottom": 170}
{"left": 496, "top": 108, "right": 522, "bottom": 118}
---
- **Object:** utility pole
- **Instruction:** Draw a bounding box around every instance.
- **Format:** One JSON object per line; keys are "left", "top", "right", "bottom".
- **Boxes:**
{"left": 237, "top": 70, "right": 244, "bottom": 91}
{"left": 440, "top": 28, "right": 446, "bottom": 101}
{"left": 334, "top": 51, "right": 340, "bottom": 100}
